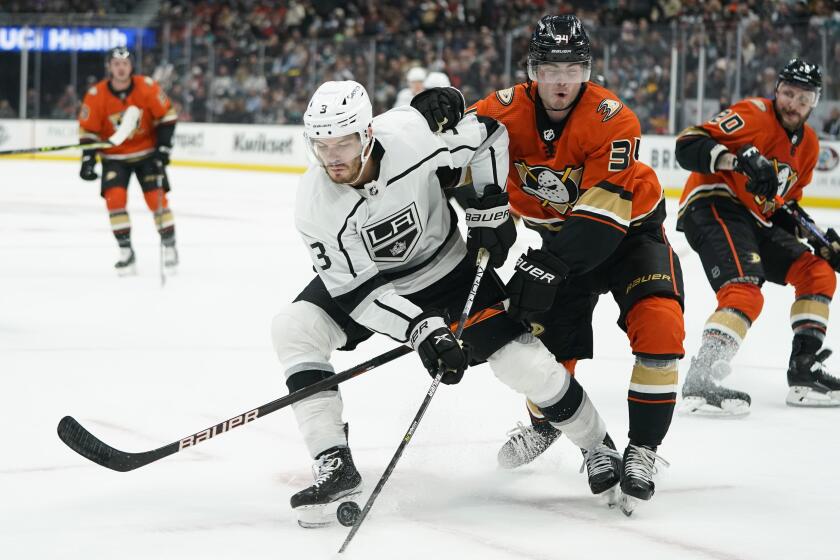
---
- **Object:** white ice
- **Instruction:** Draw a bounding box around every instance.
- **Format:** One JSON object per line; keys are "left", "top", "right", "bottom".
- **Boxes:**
{"left": 2, "top": 159, "right": 838, "bottom": 560}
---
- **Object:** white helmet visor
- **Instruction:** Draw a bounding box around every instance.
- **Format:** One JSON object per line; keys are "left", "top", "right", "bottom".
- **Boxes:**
{"left": 306, "top": 132, "right": 366, "bottom": 168}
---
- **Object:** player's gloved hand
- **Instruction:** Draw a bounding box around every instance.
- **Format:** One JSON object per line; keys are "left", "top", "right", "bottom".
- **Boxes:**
{"left": 408, "top": 311, "right": 467, "bottom": 384}
{"left": 735, "top": 144, "right": 778, "bottom": 200}
{"left": 153, "top": 145, "right": 171, "bottom": 168}
{"left": 410, "top": 87, "right": 465, "bottom": 133}
{"left": 465, "top": 184, "right": 517, "bottom": 268}
{"left": 505, "top": 249, "right": 569, "bottom": 323}
{"left": 79, "top": 152, "right": 98, "bottom": 181}
{"left": 808, "top": 227, "right": 840, "bottom": 272}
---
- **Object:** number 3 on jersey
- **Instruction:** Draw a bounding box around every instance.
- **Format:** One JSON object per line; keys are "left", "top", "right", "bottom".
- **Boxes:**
{"left": 609, "top": 137, "right": 641, "bottom": 172}
{"left": 310, "top": 241, "right": 332, "bottom": 270}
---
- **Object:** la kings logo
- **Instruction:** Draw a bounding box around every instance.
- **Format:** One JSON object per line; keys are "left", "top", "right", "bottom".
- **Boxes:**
{"left": 363, "top": 203, "right": 423, "bottom": 262}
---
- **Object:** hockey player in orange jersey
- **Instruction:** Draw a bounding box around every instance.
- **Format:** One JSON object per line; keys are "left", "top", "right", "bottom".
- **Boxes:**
{"left": 675, "top": 58, "right": 840, "bottom": 414}
{"left": 78, "top": 46, "right": 178, "bottom": 275}
{"left": 413, "top": 15, "right": 685, "bottom": 514}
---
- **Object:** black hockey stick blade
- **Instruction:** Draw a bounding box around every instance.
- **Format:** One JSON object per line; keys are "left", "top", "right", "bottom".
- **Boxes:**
{"left": 57, "top": 415, "right": 172, "bottom": 472}
{"left": 57, "top": 344, "right": 413, "bottom": 472}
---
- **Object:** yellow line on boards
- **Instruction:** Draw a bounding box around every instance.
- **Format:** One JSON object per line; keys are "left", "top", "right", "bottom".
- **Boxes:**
{"left": 4, "top": 156, "right": 840, "bottom": 208}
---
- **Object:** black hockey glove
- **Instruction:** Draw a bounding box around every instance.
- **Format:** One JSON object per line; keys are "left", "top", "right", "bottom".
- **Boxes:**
{"left": 79, "top": 152, "right": 98, "bottom": 181}
{"left": 735, "top": 144, "right": 778, "bottom": 200}
{"left": 408, "top": 311, "right": 467, "bottom": 384}
{"left": 465, "top": 184, "right": 517, "bottom": 268}
{"left": 411, "top": 86, "right": 465, "bottom": 133}
{"left": 153, "top": 145, "right": 171, "bottom": 168}
{"left": 505, "top": 249, "right": 569, "bottom": 323}
{"left": 811, "top": 227, "right": 840, "bottom": 271}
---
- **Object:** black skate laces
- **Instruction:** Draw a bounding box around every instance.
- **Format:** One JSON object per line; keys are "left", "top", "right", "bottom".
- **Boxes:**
{"left": 579, "top": 443, "right": 621, "bottom": 477}
{"left": 311, "top": 452, "right": 342, "bottom": 488}
{"left": 624, "top": 444, "right": 670, "bottom": 484}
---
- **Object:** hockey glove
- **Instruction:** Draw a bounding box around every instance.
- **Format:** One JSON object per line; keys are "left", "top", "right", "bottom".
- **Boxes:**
{"left": 153, "top": 145, "right": 171, "bottom": 168}
{"left": 505, "top": 249, "right": 569, "bottom": 323}
{"left": 808, "top": 227, "right": 840, "bottom": 271}
{"left": 79, "top": 152, "right": 98, "bottom": 181}
{"left": 408, "top": 311, "right": 467, "bottom": 384}
{"left": 465, "top": 184, "right": 517, "bottom": 268}
{"left": 735, "top": 144, "right": 778, "bottom": 200}
{"left": 411, "top": 87, "right": 465, "bottom": 133}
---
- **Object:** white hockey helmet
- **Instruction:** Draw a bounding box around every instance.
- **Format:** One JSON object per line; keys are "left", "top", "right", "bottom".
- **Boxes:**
{"left": 406, "top": 66, "right": 427, "bottom": 84}
{"left": 423, "top": 71, "right": 451, "bottom": 89}
{"left": 303, "top": 80, "right": 374, "bottom": 177}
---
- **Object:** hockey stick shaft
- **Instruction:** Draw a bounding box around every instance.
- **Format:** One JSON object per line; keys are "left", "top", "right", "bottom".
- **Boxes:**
{"left": 774, "top": 195, "right": 831, "bottom": 246}
{"left": 57, "top": 344, "right": 413, "bottom": 472}
{"left": 0, "top": 106, "right": 140, "bottom": 156}
{"left": 338, "top": 249, "right": 489, "bottom": 553}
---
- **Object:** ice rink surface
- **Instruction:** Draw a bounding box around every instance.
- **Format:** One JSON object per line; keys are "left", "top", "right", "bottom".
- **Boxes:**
{"left": 2, "top": 159, "right": 839, "bottom": 559}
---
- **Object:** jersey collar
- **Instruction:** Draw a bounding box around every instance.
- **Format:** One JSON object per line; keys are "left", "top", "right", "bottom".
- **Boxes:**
{"left": 108, "top": 78, "right": 134, "bottom": 101}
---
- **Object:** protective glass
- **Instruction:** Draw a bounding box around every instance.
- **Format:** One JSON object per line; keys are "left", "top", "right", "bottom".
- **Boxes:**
{"left": 527, "top": 60, "right": 591, "bottom": 84}
{"left": 777, "top": 82, "right": 819, "bottom": 108}
{"left": 305, "top": 132, "right": 365, "bottom": 167}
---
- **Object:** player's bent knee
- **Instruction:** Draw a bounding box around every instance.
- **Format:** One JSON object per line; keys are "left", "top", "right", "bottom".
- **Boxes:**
{"left": 487, "top": 334, "right": 568, "bottom": 403}
{"left": 271, "top": 301, "right": 347, "bottom": 370}
{"left": 626, "top": 296, "right": 685, "bottom": 357}
{"left": 716, "top": 281, "right": 764, "bottom": 323}
{"left": 787, "top": 252, "right": 837, "bottom": 298}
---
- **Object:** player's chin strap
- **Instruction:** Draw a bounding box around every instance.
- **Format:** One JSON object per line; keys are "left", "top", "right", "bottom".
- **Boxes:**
{"left": 342, "top": 133, "right": 376, "bottom": 187}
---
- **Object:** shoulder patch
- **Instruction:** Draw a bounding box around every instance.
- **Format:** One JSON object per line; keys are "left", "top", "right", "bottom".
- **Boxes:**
{"left": 495, "top": 87, "right": 515, "bottom": 106}
{"left": 80, "top": 104, "right": 90, "bottom": 121}
{"left": 747, "top": 98, "right": 766, "bottom": 111}
{"left": 596, "top": 99, "right": 623, "bottom": 122}
{"left": 87, "top": 87, "right": 97, "bottom": 96}
{"left": 144, "top": 76, "right": 154, "bottom": 86}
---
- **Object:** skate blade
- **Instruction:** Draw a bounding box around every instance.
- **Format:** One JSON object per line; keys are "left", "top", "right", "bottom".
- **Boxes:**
{"left": 786, "top": 386, "right": 840, "bottom": 407}
{"left": 618, "top": 493, "right": 639, "bottom": 517}
{"left": 678, "top": 396, "right": 750, "bottom": 417}
{"left": 116, "top": 264, "right": 137, "bottom": 277}
{"left": 163, "top": 265, "right": 178, "bottom": 277}
{"left": 294, "top": 487, "right": 362, "bottom": 529}
{"left": 599, "top": 484, "right": 621, "bottom": 509}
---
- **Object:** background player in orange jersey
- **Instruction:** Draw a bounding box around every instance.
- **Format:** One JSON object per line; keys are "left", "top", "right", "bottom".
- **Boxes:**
{"left": 78, "top": 46, "right": 179, "bottom": 275}
{"left": 675, "top": 58, "right": 840, "bottom": 414}
{"left": 414, "top": 15, "right": 685, "bottom": 514}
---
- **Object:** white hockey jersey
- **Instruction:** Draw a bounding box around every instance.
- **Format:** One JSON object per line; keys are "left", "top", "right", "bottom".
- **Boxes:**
{"left": 295, "top": 106, "right": 509, "bottom": 343}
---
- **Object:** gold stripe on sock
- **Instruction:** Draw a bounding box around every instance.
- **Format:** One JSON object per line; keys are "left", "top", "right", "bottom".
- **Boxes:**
{"left": 791, "top": 298, "right": 830, "bottom": 326}
{"left": 526, "top": 399, "right": 545, "bottom": 419}
{"left": 705, "top": 310, "right": 750, "bottom": 342}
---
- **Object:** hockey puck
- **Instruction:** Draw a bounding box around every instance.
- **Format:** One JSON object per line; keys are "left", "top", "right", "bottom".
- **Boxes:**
{"left": 337, "top": 501, "right": 361, "bottom": 527}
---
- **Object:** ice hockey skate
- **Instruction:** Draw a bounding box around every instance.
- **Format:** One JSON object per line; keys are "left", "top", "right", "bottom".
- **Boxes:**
{"left": 114, "top": 247, "right": 136, "bottom": 276}
{"left": 786, "top": 348, "right": 840, "bottom": 407}
{"left": 290, "top": 446, "right": 362, "bottom": 528}
{"left": 618, "top": 443, "right": 669, "bottom": 516}
{"left": 497, "top": 421, "right": 561, "bottom": 469}
{"left": 679, "top": 358, "right": 751, "bottom": 417}
{"left": 162, "top": 244, "right": 179, "bottom": 275}
{"left": 579, "top": 433, "right": 622, "bottom": 506}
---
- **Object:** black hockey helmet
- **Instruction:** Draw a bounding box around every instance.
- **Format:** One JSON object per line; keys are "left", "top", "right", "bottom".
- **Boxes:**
{"left": 777, "top": 58, "right": 822, "bottom": 96}
{"left": 529, "top": 15, "right": 591, "bottom": 64}
{"left": 527, "top": 15, "right": 592, "bottom": 83}
{"left": 106, "top": 46, "right": 134, "bottom": 67}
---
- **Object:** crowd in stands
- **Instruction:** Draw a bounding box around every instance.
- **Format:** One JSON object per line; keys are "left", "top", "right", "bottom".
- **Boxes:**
{"left": 2, "top": 1, "right": 840, "bottom": 134}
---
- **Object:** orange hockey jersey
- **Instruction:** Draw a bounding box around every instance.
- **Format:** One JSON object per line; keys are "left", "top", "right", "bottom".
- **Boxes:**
{"left": 469, "top": 81, "right": 664, "bottom": 274}
{"left": 79, "top": 75, "right": 177, "bottom": 160}
{"left": 677, "top": 97, "right": 819, "bottom": 226}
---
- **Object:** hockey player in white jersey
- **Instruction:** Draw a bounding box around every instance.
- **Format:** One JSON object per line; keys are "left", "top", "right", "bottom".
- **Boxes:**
{"left": 272, "top": 80, "right": 621, "bottom": 528}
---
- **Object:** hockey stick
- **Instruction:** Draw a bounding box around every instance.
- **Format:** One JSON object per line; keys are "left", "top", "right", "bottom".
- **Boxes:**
{"left": 155, "top": 159, "right": 166, "bottom": 287}
{"left": 338, "top": 249, "right": 490, "bottom": 554}
{"left": 0, "top": 106, "right": 140, "bottom": 156}
{"left": 774, "top": 195, "right": 832, "bottom": 246}
{"left": 57, "top": 344, "right": 413, "bottom": 472}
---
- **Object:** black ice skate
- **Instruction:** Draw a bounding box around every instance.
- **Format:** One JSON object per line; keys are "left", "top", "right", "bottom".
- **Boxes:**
{"left": 786, "top": 349, "right": 840, "bottom": 407}
{"left": 579, "top": 433, "right": 622, "bottom": 506}
{"left": 679, "top": 358, "right": 751, "bottom": 417}
{"left": 619, "top": 443, "right": 669, "bottom": 517}
{"left": 291, "top": 446, "right": 362, "bottom": 528}
{"left": 497, "top": 421, "right": 561, "bottom": 469}
{"left": 115, "top": 247, "right": 136, "bottom": 276}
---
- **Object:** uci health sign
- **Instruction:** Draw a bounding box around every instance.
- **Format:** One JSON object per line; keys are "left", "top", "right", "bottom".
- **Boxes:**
{"left": 0, "top": 27, "right": 155, "bottom": 52}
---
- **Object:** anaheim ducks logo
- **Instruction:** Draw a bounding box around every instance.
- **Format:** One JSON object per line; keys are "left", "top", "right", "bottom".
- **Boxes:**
{"left": 108, "top": 109, "right": 142, "bottom": 140}
{"left": 596, "top": 99, "right": 623, "bottom": 122}
{"left": 756, "top": 158, "right": 798, "bottom": 214}
{"left": 515, "top": 162, "right": 582, "bottom": 215}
